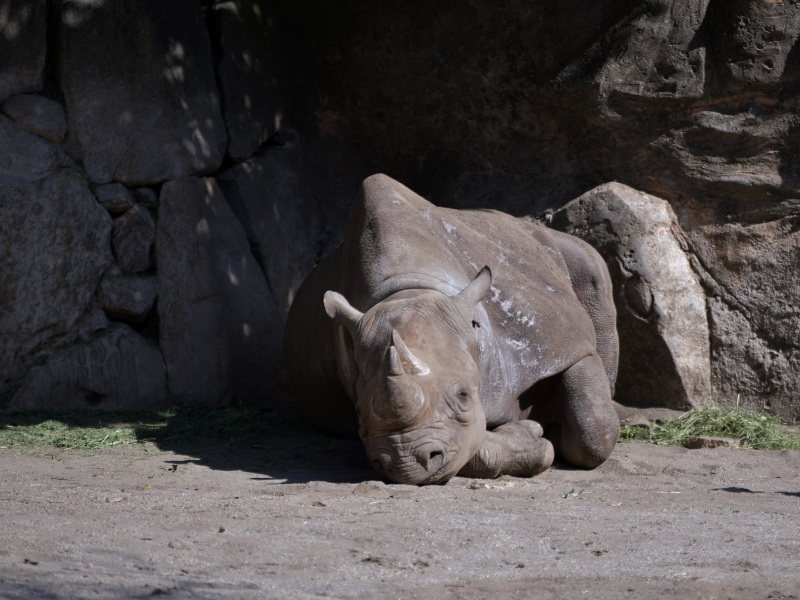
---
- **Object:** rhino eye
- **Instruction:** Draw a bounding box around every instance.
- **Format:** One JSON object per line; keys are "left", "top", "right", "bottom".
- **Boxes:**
{"left": 456, "top": 389, "right": 470, "bottom": 410}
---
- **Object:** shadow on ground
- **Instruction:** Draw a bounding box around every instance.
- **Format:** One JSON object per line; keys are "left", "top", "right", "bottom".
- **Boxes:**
{"left": 0, "top": 403, "right": 375, "bottom": 485}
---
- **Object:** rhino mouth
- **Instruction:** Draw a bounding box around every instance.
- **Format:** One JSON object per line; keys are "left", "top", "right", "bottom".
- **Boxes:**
{"left": 370, "top": 443, "right": 460, "bottom": 485}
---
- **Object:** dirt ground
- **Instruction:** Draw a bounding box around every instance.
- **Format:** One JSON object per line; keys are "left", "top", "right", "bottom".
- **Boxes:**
{"left": 1, "top": 410, "right": 799, "bottom": 600}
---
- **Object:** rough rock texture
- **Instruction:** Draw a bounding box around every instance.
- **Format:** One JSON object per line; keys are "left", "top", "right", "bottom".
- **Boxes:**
{"left": 6, "top": 325, "right": 168, "bottom": 411}
{"left": 156, "top": 176, "right": 284, "bottom": 406}
{"left": 0, "top": 112, "right": 71, "bottom": 180}
{"left": 95, "top": 183, "right": 134, "bottom": 216}
{"left": 112, "top": 204, "right": 155, "bottom": 275}
{"left": 0, "top": 0, "right": 47, "bottom": 102}
{"left": 1, "top": 94, "right": 67, "bottom": 143}
{"left": 209, "top": 0, "right": 282, "bottom": 161}
{"left": 216, "top": 145, "right": 318, "bottom": 319}
{"left": 713, "top": 0, "right": 800, "bottom": 91}
{"left": 131, "top": 186, "right": 159, "bottom": 210}
{"left": 96, "top": 272, "right": 157, "bottom": 323}
{"left": 550, "top": 183, "right": 712, "bottom": 411}
{"left": 0, "top": 115, "right": 113, "bottom": 383}
{"left": 55, "top": 0, "right": 227, "bottom": 185}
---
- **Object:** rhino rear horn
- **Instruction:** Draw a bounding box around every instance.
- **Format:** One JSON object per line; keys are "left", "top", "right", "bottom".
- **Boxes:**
{"left": 456, "top": 266, "right": 493, "bottom": 306}
{"left": 323, "top": 291, "right": 364, "bottom": 334}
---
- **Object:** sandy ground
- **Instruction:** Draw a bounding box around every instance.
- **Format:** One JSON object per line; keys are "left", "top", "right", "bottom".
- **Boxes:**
{"left": 1, "top": 412, "right": 799, "bottom": 600}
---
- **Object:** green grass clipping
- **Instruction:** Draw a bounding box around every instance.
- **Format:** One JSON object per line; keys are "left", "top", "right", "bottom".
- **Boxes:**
{"left": 0, "top": 405, "right": 272, "bottom": 451}
{"left": 619, "top": 405, "right": 800, "bottom": 451}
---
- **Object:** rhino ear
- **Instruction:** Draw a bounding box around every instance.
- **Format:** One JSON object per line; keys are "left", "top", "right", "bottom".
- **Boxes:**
{"left": 456, "top": 266, "right": 493, "bottom": 306}
{"left": 323, "top": 291, "right": 364, "bottom": 333}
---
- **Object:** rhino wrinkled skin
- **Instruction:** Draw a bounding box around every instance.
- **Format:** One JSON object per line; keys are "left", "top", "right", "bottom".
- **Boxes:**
{"left": 285, "top": 174, "right": 620, "bottom": 484}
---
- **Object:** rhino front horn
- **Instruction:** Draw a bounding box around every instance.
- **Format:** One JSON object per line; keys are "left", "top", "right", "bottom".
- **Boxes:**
{"left": 391, "top": 330, "right": 430, "bottom": 376}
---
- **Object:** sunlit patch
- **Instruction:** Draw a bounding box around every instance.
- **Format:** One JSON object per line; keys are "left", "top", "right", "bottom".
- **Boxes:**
{"left": 242, "top": 323, "right": 251, "bottom": 337}
{"left": 195, "top": 218, "right": 210, "bottom": 235}
{"left": 227, "top": 265, "right": 239, "bottom": 286}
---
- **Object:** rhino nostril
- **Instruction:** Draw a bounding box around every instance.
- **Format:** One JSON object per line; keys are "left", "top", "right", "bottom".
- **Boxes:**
{"left": 423, "top": 450, "right": 445, "bottom": 472}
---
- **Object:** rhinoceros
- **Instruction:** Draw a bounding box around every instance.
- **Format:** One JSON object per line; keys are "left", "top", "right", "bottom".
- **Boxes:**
{"left": 284, "top": 174, "right": 620, "bottom": 484}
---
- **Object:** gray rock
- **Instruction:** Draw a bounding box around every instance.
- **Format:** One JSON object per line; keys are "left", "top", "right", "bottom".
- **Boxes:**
{"left": 574, "top": 0, "right": 709, "bottom": 98}
{"left": 216, "top": 145, "right": 319, "bottom": 319}
{"left": 1, "top": 94, "right": 67, "bottom": 143}
{"left": 550, "top": 182, "right": 712, "bottom": 411}
{"left": 210, "top": 0, "right": 282, "bottom": 161}
{"left": 112, "top": 204, "right": 155, "bottom": 274}
{"left": 97, "top": 274, "right": 157, "bottom": 323}
{"left": 688, "top": 218, "right": 800, "bottom": 421}
{"left": 74, "top": 306, "right": 110, "bottom": 339}
{"left": 6, "top": 325, "right": 168, "bottom": 411}
{"left": 0, "top": 149, "right": 113, "bottom": 381}
{"left": 95, "top": 183, "right": 134, "bottom": 216}
{"left": 156, "top": 176, "right": 284, "bottom": 406}
{"left": 131, "top": 187, "right": 159, "bottom": 210}
{"left": 0, "top": 113, "right": 71, "bottom": 180}
{"left": 55, "top": 0, "right": 227, "bottom": 184}
{"left": 713, "top": 0, "right": 800, "bottom": 90}
{"left": 0, "top": 0, "right": 47, "bottom": 102}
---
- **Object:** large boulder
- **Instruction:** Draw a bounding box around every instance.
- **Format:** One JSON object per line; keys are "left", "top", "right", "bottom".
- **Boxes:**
{"left": 96, "top": 271, "right": 157, "bottom": 324}
{"left": 216, "top": 145, "right": 318, "bottom": 319}
{"left": 0, "top": 112, "right": 71, "bottom": 180}
{"left": 111, "top": 204, "right": 155, "bottom": 275}
{"left": 1, "top": 94, "right": 67, "bottom": 143}
{"left": 55, "top": 0, "right": 227, "bottom": 184}
{"left": 0, "top": 115, "right": 113, "bottom": 384}
{"left": 209, "top": 0, "right": 282, "bottom": 161}
{"left": 6, "top": 325, "right": 168, "bottom": 411}
{"left": 550, "top": 182, "right": 712, "bottom": 411}
{"left": 156, "top": 176, "right": 284, "bottom": 406}
{"left": 0, "top": 0, "right": 47, "bottom": 102}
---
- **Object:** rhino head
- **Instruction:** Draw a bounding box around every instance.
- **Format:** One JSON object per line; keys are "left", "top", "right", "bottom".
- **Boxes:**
{"left": 323, "top": 267, "right": 493, "bottom": 485}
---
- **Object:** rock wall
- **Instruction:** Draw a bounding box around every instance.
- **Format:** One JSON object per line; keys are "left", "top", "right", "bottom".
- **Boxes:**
{"left": 1, "top": 0, "right": 798, "bottom": 421}
{"left": 1, "top": 0, "right": 318, "bottom": 410}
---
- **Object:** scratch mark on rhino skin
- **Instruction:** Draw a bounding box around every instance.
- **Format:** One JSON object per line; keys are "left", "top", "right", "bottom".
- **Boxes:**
{"left": 442, "top": 219, "right": 456, "bottom": 234}
{"left": 491, "top": 286, "right": 536, "bottom": 328}
{"left": 508, "top": 339, "right": 529, "bottom": 351}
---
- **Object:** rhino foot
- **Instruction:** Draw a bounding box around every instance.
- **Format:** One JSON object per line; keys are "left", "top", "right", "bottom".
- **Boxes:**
{"left": 459, "top": 420, "right": 555, "bottom": 479}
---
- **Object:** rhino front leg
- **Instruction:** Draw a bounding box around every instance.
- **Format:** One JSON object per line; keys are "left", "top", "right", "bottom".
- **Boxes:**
{"left": 459, "top": 420, "right": 555, "bottom": 479}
